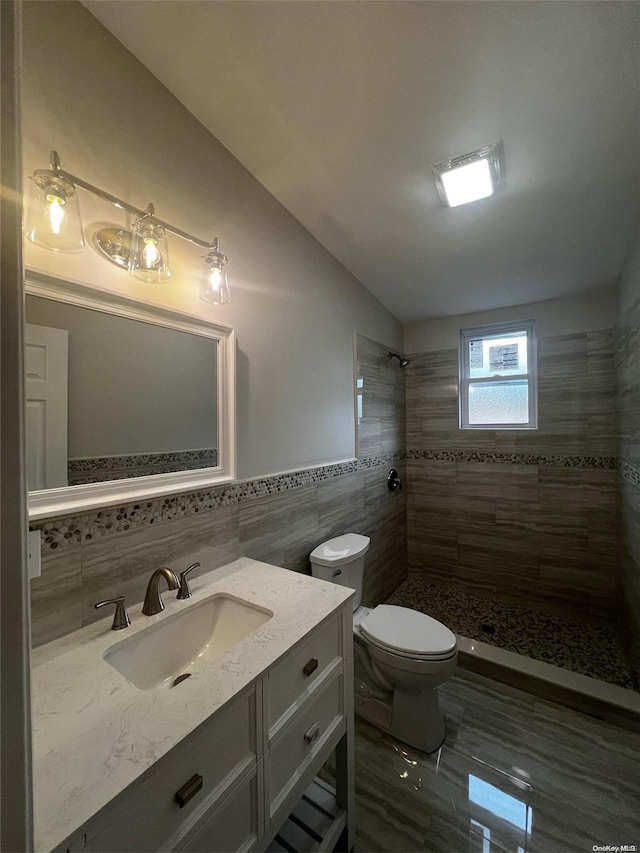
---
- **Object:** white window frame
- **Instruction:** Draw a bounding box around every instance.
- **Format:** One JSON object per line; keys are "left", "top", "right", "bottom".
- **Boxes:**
{"left": 459, "top": 319, "right": 537, "bottom": 430}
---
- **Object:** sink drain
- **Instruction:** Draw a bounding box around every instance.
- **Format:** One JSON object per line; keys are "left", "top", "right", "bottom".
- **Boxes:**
{"left": 172, "top": 673, "right": 191, "bottom": 687}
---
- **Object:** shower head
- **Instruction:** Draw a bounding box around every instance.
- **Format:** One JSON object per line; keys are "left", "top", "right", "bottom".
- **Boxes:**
{"left": 388, "top": 351, "right": 410, "bottom": 368}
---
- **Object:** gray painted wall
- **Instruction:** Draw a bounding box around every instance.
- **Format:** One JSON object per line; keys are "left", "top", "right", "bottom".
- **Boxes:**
{"left": 404, "top": 288, "right": 617, "bottom": 354}
{"left": 20, "top": 1, "right": 402, "bottom": 481}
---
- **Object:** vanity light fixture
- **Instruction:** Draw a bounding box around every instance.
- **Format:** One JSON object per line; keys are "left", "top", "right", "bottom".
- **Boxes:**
{"left": 129, "top": 204, "right": 171, "bottom": 283}
{"left": 201, "top": 239, "right": 230, "bottom": 305}
{"left": 432, "top": 141, "right": 505, "bottom": 208}
{"left": 92, "top": 227, "right": 132, "bottom": 269}
{"left": 24, "top": 151, "right": 85, "bottom": 252}
{"left": 25, "top": 151, "right": 231, "bottom": 302}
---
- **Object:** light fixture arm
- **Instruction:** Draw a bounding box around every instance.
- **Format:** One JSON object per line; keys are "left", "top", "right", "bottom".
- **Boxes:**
{"left": 47, "top": 150, "right": 216, "bottom": 250}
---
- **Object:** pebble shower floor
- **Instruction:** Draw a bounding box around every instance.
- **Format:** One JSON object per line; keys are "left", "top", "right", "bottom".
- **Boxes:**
{"left": 386, "top": 578, "right": 637, "bottom": 690}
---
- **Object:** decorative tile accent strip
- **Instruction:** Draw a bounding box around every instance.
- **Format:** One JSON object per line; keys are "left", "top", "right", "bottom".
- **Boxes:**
{"left": 31, "top": 452, "right": 405, "bottom": 552}
{"left": 620, "top": 458, "right": 640, "bottom": 489}
{"left": 407, "top": 449, "right": 617, "bottom": 469}
{"left": 67, "top": 449, "right": 218, "bottom": 485}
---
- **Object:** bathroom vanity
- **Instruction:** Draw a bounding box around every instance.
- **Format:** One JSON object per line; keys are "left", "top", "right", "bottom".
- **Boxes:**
{"left": 31, "top": 558, "right": 355, "bottom": 853}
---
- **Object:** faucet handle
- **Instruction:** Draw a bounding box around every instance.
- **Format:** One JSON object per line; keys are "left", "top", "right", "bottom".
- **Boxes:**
{"left": 177, "top": 562, "right": 201, "bottom": 600}
{"left": 95, "top": 596, "right": 131, "bottom": 630}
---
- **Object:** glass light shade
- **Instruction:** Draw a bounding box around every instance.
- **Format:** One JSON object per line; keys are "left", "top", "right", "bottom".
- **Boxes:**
{"left": 432, "top": 141, "right": 505, "bottom": 208}
{"left": 129, "top": 218, "right": 171, "bottom": 283}
{"left": 24, "top": 170, "right": 85, "bottom": 252}
{"left": 201, "top": 248, "right": 231, "bottom": 305}
{"left": 440, "top": 159, "right": 493, "bottom": 207}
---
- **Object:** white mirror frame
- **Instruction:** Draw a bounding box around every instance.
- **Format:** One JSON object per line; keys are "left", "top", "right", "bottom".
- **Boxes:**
{"left": 25, "top": 275, "right": 236, "bottom": 520}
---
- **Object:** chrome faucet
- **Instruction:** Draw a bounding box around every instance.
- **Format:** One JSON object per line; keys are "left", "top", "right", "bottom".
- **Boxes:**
{"left": 142, "top": 567, "right": 180, "bottom": 616}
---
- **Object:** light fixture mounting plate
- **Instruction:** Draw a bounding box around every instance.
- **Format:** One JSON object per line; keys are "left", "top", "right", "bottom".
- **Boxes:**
{"left": 91, "top": 226, "right": 132, "bottom": 269}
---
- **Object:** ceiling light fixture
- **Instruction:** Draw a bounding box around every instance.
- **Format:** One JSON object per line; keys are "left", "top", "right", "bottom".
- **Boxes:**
{"left": 25, "top": 151, "right": 232, "bottom": 302}
{"left": 432, "top": 141, "right": 505, "bottom": 208}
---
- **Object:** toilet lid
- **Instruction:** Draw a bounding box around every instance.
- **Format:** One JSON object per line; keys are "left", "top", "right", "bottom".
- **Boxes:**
{"left": 310, "top": 533, "right": 370, "bottom": 566}
{"left": 359, "top": 605, "right": 456, "bottom": 657}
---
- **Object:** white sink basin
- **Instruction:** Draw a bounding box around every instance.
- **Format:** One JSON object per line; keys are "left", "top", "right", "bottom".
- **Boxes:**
{"left": 103, "top": 593, "right": 273, "bottom": 690}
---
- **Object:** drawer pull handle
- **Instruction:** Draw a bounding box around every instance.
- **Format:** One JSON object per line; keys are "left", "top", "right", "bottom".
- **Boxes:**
{"left": 175, "top": 773, "right": 203, "bottom": 808}
{"left": 303, "top": 658, "right": 318, "bottom": 677}
{"left": 304, "top": 723, "right": 321, "bottom": 745}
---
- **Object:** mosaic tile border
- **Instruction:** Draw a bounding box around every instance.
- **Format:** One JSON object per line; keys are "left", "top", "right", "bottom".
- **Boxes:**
{"left": 619, "top": 458, "right": 640, "bottom": 489}
{"left": 31, "top": 451, "right": 405, "bottom": 552}
{"left": 67, "top": 449, "right": 218, "bottom": 485}
{"left": 407, "top": 449, "right": 617, "bottom": 469}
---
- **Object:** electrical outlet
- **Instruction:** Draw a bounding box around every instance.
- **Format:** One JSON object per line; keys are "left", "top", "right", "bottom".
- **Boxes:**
{"left": 27, "top": 529, "right": 41, "bottom": 578}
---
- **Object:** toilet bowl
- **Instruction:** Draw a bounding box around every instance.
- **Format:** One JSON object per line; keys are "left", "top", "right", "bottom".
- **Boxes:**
{"left": 310, "top": 533, "right": 457, "bottom": 753}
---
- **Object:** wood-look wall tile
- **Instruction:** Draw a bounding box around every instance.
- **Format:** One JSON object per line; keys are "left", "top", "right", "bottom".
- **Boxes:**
{"left": 239, "top": 484, "right": 318, "bottom": 570}
{"left": 539, "top": 468, "right": 616, "bottom": 507}
{"left": 406, "top": 457, "right": 456, "bottom": 496}
{"left": 587, "top": 504, "right": 617, "bottom": 555}
{"left": 456, "top": 462, "right": 539, "bottom": 502}
{"left": 317, "top": 471, "right": 365, "bottom": 529}
{"left": 587, "top": 414, "right": 616, "bottom": 455}
{"left": 457, "top": 530, "right": 540, "bottom": 570}
{"left": 453, "top": 496, "right": 497, "bottom": 534}
{"left": 617, "top": 296, "right": 640, "bottom": 664}
{"left": 80, "top": 504, "right": 240, "bottom": 626}
{"left": 534, "top": 503, "right": 589, "bottom": 548}
{"left": 495, "top": 499, "right": 541, "bottom": 537}
{"left": 362, "top": 512, "right": 407, "bottom": 606}
{"left": 380, "top": 418, "right": 404, "bottom": 454}
{"left": 514, "top": 431, "right": 587, "bottom": 455}
{"left": 364, "top": 461, "right": 406, "bottom": 524}
{"left": 358, "top": 419, "right": 382, "bottom": 457}
{"left": 441, "top": 427, "right": 497, "bottom": 451}
{"left": 31, "top": 545, "right": 83, "bottom": 647}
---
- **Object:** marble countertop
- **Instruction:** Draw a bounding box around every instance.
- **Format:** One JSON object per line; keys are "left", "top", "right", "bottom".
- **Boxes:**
{"left": 31, "top": 557, "right": 354, "bottom": 852}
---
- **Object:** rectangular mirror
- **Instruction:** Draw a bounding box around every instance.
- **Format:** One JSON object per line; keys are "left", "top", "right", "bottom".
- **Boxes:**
{"left": 25, "top": 275, "right": 236, "bottom": 520}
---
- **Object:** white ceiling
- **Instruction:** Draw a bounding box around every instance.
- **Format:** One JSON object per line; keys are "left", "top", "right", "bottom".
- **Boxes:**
{"left": 83, "top": 1, "right": 640, "bottom": 322}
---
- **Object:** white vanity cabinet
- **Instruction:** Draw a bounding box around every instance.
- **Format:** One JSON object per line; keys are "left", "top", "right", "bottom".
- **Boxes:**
{"left": 56, "top": 603, "right": 354, "bottom": 853}
{"left": 81, "top": 687, "right": 261, "bottom": 853}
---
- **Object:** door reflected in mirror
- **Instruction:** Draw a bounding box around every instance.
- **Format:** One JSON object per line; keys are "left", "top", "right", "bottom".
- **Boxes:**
{"left": 25, "top": 294, "right": 218, "bottom": 490}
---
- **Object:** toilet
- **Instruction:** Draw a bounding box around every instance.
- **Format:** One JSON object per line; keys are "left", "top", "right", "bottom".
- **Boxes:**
{"left": 310, "top": 533, "right": 457, "bottom": 753}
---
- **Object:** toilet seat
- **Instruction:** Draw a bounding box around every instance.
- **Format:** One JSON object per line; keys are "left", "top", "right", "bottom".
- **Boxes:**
{"left": 359, "top": 605, "right": 457, "bottom": 661}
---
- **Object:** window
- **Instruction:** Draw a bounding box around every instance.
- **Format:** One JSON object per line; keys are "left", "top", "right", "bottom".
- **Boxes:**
{"left": 459, "top": 320, "right": 537, "bottom": 429}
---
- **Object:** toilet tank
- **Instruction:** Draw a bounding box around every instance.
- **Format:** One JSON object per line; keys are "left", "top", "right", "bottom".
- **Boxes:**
{"left": 309, "top": 533, "right": 370, "bottom": 611}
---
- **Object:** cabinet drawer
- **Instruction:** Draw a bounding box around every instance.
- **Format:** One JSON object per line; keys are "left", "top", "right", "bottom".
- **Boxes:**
{"left": 178, "top": 768, "right": 259, "bottom": 853}
{"left": 86, "top": 689, "right": 256, "bottom": 853}
{"left": 268, "top": 673, "right": 343, "bottom": 819}
{"left": 266, "top": 615, "right": 342, "bottom": 734}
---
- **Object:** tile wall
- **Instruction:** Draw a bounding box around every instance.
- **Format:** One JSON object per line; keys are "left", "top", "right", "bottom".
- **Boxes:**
{"left": 405, "top": 330, "right": 617, "bottom": 618}
{"left": 615, "top": 292, "right": 640, "bottom": 681}
{"left": 29, "top": 335, "right": 407, "bottom": 647}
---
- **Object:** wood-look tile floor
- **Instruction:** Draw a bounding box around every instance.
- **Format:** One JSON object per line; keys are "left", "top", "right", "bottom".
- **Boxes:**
{"left": 386, "top": 579, "right": 636, "bottom": 690}
{"left": 325, "top": 673, "right": 640, "bottom": 853}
